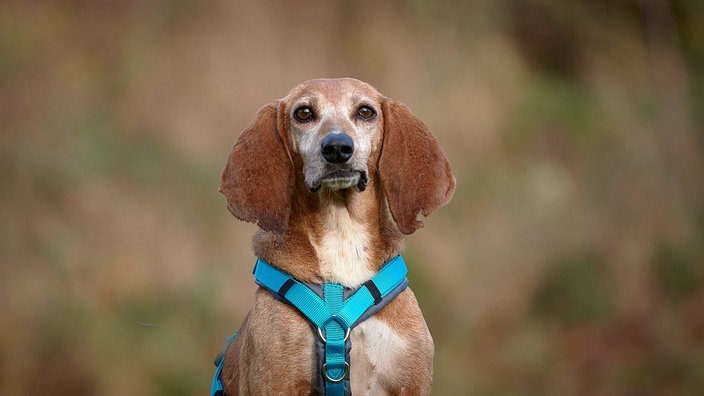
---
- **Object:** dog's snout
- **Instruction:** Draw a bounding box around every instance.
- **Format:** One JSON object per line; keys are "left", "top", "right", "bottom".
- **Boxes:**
{"left": 321, "top": 134, "right": 354, "bottom": 164}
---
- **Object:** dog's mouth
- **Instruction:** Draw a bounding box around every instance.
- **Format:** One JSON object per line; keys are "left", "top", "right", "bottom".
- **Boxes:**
{"left": 309, "top": 169, "right": 368, "bottom": 193}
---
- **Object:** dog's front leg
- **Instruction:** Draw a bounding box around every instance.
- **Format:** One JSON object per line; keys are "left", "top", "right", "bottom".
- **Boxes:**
{"left": 222, "top": 291, "right": 317, "bottom": 395}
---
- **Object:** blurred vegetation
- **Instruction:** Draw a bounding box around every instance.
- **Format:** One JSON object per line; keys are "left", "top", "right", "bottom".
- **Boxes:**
{"left": 1, "top": 0, "right": 703, "bottom": 395}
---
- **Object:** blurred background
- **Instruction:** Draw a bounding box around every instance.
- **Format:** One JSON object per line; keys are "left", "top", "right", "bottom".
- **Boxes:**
{"left": 2, "top": 0, "right": 703, "bottom": 395}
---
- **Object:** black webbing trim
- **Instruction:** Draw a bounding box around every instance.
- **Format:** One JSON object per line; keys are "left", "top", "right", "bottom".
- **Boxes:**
{"left": 278, "top": 278, "right": 297, "bottom": 299}
{"left": 363, "top": 280, "right": 382, "bottom": 305}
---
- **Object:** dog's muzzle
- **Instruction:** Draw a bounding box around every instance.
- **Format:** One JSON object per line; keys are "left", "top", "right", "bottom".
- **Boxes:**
{"left": 309, "top": 169, "right": 367, "bottom": 193}
{"left": 309, "top": 132, "right": 368, "bottom": 192}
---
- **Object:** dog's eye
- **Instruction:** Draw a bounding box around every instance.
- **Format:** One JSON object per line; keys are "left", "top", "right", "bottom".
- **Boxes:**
{"left": 356, "top": 106, "right": 376, "bottom": 120}
{"left": 294, "top": 106, "right": 314, "bottom": 122}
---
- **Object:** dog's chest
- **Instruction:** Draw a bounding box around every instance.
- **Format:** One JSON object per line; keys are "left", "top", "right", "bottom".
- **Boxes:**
{"left": 310, "top": 205, "right": 410, "bottom": 392}
{"left": 349, "top": 316, "right": 409, "bottom": 394}
{"left": 313, "top": 205, "right": 375, "bottom": 287}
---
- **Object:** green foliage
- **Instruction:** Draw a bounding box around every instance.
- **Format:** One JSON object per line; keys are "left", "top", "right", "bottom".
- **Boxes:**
{"left": 503, "top": 76, "right": 602, "bottom": 155}
{"left": 651, "top": 244, "right": 703, "bottom": 304}
{"left": 532, "top": 251, "right": 613, "bottom": 324}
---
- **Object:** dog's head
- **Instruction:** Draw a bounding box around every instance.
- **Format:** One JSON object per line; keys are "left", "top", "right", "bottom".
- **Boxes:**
{"left": 219, "top": 78, "right": 455, "bottom": 235}
{"left": 281, "top": 78, "right": 383, "bottom": 193}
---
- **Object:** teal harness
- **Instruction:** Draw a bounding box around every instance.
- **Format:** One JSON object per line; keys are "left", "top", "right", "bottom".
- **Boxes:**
{"left": 210, "top": 256, "right": 409, "bottom": 396}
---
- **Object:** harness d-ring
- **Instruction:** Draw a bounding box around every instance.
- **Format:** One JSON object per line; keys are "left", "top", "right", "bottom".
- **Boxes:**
{"left": 322, "top": 362, "right": 350, "bottom": 383}
{"left": 317, "top": 326, "right": 350, "bottom": 343}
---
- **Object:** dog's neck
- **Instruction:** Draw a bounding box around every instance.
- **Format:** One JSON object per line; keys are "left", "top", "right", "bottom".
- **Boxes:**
{"left": 252, "top": 174, "right": 405, "bottom": 286}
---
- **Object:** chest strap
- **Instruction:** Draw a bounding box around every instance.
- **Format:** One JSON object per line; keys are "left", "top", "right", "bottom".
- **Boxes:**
{"left": 210, "top": 256, "right": 409, "bottom": 396}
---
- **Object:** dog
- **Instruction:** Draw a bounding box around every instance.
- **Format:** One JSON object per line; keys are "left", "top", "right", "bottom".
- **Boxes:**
{"left": 215, "top": 78, "right": 455, "bottom": 395}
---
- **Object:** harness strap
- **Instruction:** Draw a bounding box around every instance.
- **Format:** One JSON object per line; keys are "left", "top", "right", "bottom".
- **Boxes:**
{"left": 210, "top": 256, "right": 409, "bottom": 396}
{"left": 323, "top": 284, "right": 346, "bottom": 396}
{"left": 210, "top": 332, "right": 237, "bottom": 396}
{"left": 254, "top": 255, "right": 408, "bottom": 329}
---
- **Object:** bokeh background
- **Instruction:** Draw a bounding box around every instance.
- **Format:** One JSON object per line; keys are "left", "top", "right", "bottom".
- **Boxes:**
{"left": 2, "top": 1, "right": 703, "bottom": 395}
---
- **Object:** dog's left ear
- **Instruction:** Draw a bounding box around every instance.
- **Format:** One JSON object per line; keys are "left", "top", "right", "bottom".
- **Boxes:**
{"left": 379, "top": 99, "right": 456, "bottom": 235}
{"left": 219, "top": 102, "right": 293, "bottom": 233}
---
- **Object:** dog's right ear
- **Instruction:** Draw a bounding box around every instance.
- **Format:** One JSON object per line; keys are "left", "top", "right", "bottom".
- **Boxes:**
{"left": 219, "top": 102, "right": 293, "bottom": 233}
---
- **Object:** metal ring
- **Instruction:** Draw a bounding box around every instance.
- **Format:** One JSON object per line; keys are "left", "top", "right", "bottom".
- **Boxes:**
{"left": 317, "top": 327, "right": 351, "bottom": 343}
{"left": 322, "top": 362, "right": 350, "bottom": 383}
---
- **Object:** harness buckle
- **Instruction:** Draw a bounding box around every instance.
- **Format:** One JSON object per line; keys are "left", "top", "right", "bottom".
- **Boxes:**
{"left": 322, "top": 362, "right": 350, "bottom": 383}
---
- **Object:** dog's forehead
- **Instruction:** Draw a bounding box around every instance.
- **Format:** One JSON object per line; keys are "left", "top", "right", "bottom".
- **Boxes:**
{"left": 282, "top": 78, "right": 383, "bottom": 105}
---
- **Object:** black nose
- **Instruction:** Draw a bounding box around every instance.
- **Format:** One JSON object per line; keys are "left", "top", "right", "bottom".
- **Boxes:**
{"left": 321, "top": 134, "right": 354, "bottom": 163}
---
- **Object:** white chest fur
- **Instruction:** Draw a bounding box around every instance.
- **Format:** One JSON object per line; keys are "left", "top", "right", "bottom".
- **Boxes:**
{"left": 313, "top": 203, "right": 375, "bottom": 287}
{"left": 312, "top": 203, "right": 410, "bottom": 393}
{"left": 350, "top": 316, "right": 409, "bottom": 394}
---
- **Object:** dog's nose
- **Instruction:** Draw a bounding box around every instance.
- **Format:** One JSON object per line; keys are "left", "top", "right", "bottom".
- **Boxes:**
{"left": 321, "top": 134, "right": 354, "bottom": 164}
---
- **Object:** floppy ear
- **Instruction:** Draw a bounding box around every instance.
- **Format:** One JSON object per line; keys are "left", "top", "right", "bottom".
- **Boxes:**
{"left": 379, "top": 100, "right": 456, "bottom": 235}
{"left": 219, "top": 103, "right": 293, "bottom": 233}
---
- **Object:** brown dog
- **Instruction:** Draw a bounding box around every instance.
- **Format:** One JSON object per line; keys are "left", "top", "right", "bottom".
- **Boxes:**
{"left": 217, "top": 78, "right": 455, "bottom": 395}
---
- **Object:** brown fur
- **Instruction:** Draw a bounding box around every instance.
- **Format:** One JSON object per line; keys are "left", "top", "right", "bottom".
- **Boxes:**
{"left": 218, "top": 78, "right": 455, "bottom": 395}
{"left": 379, "top": 100, "right": 456, "bottom": 235}
{"left": 219, "top": 103, "right": 293, "bottom": 234}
